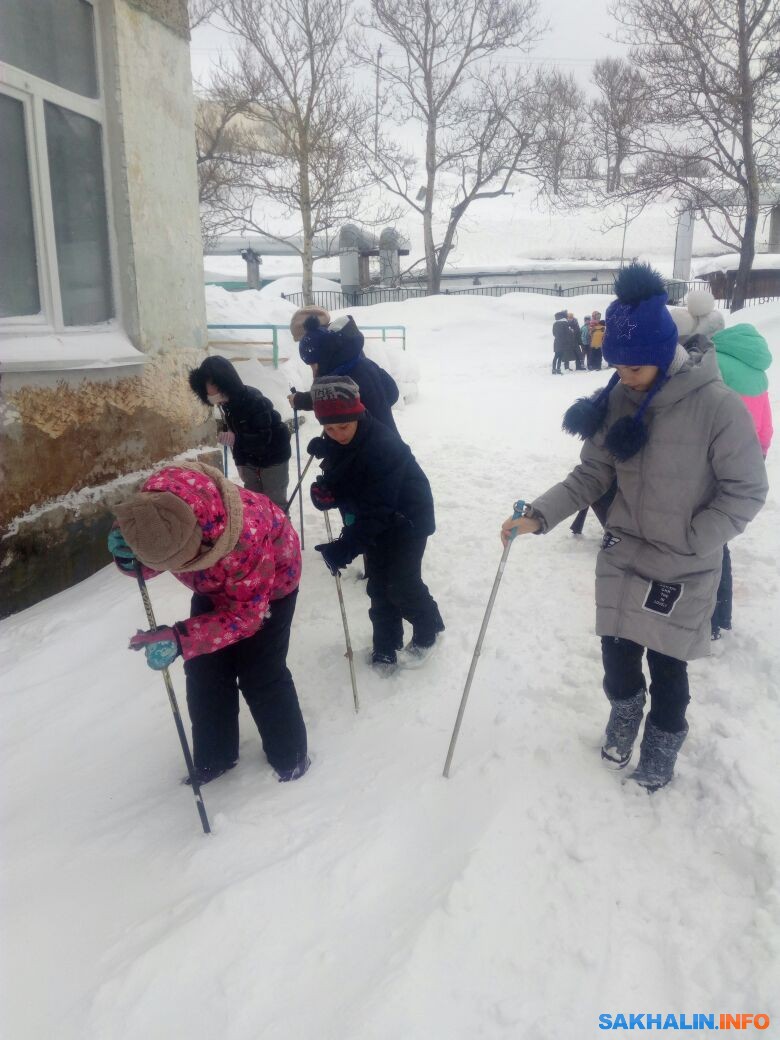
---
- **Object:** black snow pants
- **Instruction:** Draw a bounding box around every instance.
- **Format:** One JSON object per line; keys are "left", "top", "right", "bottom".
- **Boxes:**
{"left": 184, "top": 590, "right": 307, "bottom": 775}
{"left": 364, "top": 529, "right": 444, "bottom": 656}
{"left": 601, "top": 636, "right": 690, "bottom": 733}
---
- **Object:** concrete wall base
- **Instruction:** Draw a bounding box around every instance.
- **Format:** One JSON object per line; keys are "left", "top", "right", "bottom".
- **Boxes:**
{"left": 1, "top": 449, "right": 221, "bottom": 619}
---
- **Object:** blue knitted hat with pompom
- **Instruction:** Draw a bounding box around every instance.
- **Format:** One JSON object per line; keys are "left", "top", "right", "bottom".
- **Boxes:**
{"left": 602, "top": 264, "right": 678, "bottom": 369}
{"left": 562, "top": 263, "right": 679, "bottom": 461}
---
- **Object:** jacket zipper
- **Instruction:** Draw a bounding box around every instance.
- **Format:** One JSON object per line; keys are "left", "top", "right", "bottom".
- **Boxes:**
{"left": 614, "top": 414, "right": 649, "bottom": 639}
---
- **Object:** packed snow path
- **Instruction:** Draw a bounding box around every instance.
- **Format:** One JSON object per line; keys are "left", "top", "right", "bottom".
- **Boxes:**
{"left": 2, "top": 294, "right": 778, "bottom": 1039}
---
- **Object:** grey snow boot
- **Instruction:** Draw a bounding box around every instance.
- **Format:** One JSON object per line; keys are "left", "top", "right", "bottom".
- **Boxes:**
{"left": 601, "top": 686, "right": 646, "bottom": 769}
{"left": 631, "top": 719, "right": 689, "bottom": 792}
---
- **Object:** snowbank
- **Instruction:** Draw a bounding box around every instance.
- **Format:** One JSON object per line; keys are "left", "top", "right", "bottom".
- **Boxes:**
{"left": 722, "top": 298, "right": 780, "bottom": 342}
{"left": 258, "top": 274, "right": 343, "bottom": 299}
{"left": 204, "top": 254, "right": 340, "bottom": 283}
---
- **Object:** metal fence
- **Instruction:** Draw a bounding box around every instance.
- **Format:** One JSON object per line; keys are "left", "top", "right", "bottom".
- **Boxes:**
{"left": 280, "top": 280, "right": 779, "bottom": 311}
{"left": 207, "top": 323, "right": 282, "bottom": 368}
{"left": 207, "top": 320, "right": 407, "bottom": 365}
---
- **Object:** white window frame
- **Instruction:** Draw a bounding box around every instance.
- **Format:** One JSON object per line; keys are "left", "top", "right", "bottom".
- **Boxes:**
{"left": 0, "top": 0, "right": 123, "bottom": 337}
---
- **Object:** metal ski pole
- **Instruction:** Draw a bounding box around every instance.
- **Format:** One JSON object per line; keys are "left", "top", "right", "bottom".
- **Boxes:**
{"left": 133, "top": 562, "right": 211, "bottom": 835}
{"left": 324, "top": 510, "right": 360, "bottom": 713}
{"left": 214, "top": 400, "right": 229, "bottom": 478}
{"left": 290, "top": 386, "right": 305, "bottom": 547}
{"left": 443, "top": 499, "right": 526, "bottom": 779}
{"left": 284, "top": 457, "right": 314, "bottom": 517}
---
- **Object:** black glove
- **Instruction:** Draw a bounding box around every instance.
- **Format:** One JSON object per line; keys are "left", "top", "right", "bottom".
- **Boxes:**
{"left": 315, "top": 537, "right": 354, "bottom": 576}
{"left": 310, "top": 479, "right": 337, "bottom": 512}
{"left": 307, "top": 436, "right": 328, "bottom": 459}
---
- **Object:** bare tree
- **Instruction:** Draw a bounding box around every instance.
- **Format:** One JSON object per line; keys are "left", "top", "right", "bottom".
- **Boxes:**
{"left": 195, "top": 92, "right": 265, "bottom": 247}
{"left": 611, "top": 0, "right": 780, "bottom": 310}
{"left": 214, "top": 0, "right": 373, "bottom": 302}
{"left": 535, "top": 69, "right": 588, "bottom": 195}
{"left": 590, "top": 57, "right": 649, "bottom": 192}
{"left": 362, "top": 0, "right": 546, "bottom": 294}
{"left": 189, "top": 0, "right": 221, "bottom": 29}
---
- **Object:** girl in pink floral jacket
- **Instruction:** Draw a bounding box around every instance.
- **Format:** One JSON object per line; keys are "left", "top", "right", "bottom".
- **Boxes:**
{"left": 110, "top": 462, "right": 309, "bottom": 784}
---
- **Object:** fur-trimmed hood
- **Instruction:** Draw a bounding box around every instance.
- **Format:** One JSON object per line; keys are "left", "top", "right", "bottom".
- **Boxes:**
{"left": 188, "top": 356, "right": 247, "bottom": 404}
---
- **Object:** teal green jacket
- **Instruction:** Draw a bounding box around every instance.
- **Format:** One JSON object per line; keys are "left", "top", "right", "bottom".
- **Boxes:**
{"left": 712, "top": 323, "right": 772, "bottom": 396}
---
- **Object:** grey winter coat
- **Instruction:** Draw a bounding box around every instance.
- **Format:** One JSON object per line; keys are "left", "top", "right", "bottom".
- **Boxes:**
{"left": 531, "top": 337, "right": 768, "bottom": 660}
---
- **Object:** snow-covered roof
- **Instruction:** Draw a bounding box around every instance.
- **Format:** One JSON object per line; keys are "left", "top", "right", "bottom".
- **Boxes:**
{"left": 692, "top": 253, "right": 780, "bottom": 277}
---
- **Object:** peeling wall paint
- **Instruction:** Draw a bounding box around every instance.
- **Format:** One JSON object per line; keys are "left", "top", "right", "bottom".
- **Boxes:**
{"left": 1, "top": 352, "right": 214, "bottom": 528}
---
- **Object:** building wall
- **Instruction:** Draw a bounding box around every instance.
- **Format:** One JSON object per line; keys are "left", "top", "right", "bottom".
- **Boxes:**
{"left": 0, "top": 0, "right": 212, "bottom": 617}
{"left": 700, "top": 268, "right": 780, "bottom": 302}
{"left": 111, "top": 0, "right": 207, "bottom": 354}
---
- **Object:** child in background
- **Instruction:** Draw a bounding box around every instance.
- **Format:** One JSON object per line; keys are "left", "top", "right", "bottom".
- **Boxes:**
{"left": 552, "top": 310, "right": 576, "bottom": 374}
{"left": 581, "top": 314, "right": 592, "bottom": 368}
{"left": 710, "top": 322, "right": 773, "bottom": 638}
{"left": 587, "top": 312, "right": 606, "bottom": 370}
{"left": 567, "top": 312, "right": 585, "bottom": 370}
{"left": 189, "top": 356, "right": 291, "bottom": 507}
{"left": 289, "top": 312, "right": 399, "bottom": 432}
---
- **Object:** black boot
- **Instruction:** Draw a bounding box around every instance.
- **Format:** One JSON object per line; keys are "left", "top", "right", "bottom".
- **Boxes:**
{"left": 601, "top": 686, "right": 646, "bottom": 768}
{"left": 276, "top": 753, "right": 311, "bottom": 782}
{"left": 631, "top": 719, "right": 688, "bottom": 791}
{"left": 182, "top": 760, "right": 237, "bottom": 786}
{"left": 371, "top": 649, "right": 398, "bottom": 676}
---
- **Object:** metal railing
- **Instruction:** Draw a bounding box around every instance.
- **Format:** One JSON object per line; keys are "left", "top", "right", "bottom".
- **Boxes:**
{"left": 359, "top": 324, "right": 406, "bottom": 350}
{"left": 280, "top": 279, "right": 780, "bottom": 310}
{"left": 282, "top": 288, "right": 430, "bottom": 309}
{"left": 207, "top": 324, "right": 281, "bottom": 368}
{"left": 207, "top": 321, "right": 407, "bottom": 364}
{"left": 281, "top": 284, "right": 616, "bottom": 308}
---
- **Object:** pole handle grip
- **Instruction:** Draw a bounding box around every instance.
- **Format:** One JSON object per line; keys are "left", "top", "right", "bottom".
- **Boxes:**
{"left": 509, "top": 499, "right": 526, "bottom": 541}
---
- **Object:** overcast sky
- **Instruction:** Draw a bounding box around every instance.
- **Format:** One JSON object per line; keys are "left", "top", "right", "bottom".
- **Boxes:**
{"left": 189, "top": 0, "right": 628, "bottom": 91}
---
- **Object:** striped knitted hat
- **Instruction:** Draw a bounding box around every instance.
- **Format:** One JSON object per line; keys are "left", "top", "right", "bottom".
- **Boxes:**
{"left": 310, "top": 375, "right": 366, "bottom": 424}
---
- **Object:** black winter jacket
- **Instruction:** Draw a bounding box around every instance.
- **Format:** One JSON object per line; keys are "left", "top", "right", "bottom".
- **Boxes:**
{"left": 552, "top": 318, "right": 577, "bottom": 360}
{"left": 294, "top": 336, "right": 400, "bottom": 432}
{"left": 189, "top": 356, "right": 291, "bottom": 468}
{"left": 312, "top": 414, "right": 435, "bottom": 554}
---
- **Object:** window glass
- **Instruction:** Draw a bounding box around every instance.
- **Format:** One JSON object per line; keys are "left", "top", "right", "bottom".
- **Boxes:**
{"left": 0, "top": 93, "right": 41, "bottom": 318}
{"left": 45, "top": 103, "right": 113, "bottom": 325}
{"left": 0, "top": 0, "right": 98, "bottom": 99}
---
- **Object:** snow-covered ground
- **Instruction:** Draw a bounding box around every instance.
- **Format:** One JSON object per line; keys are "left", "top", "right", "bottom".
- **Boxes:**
{"left": 2, "top": 294, "right": 779, "bottom": 1040}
